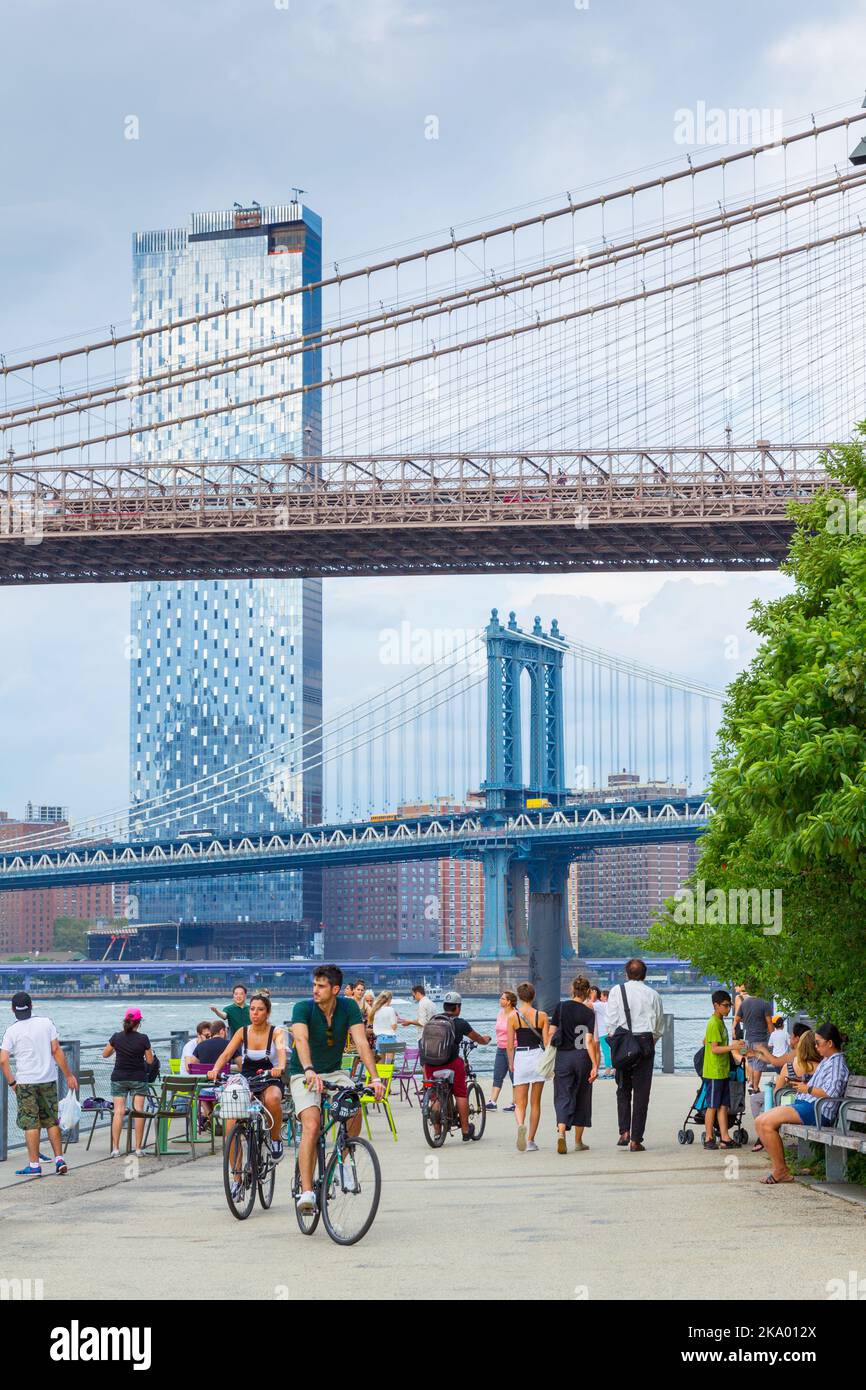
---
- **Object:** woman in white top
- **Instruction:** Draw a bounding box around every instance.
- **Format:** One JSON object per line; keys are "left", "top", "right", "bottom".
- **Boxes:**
{"left": 369, "top": 991, "right": 399, "bottom": 1044}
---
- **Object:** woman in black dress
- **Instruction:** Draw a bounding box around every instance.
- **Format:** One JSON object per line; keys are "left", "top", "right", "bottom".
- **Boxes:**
{"left": 550, "top": 976, "right": 600, "bottom": 1154}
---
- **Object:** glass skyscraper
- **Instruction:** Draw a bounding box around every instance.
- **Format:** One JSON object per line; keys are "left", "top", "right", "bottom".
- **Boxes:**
{"left": 129, "top": 203, "right": 323, "bottom": 930}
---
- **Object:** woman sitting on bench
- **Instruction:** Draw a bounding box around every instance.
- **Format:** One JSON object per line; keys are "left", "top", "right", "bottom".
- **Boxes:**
{"left": 754, "top": 1023, "right": 849, "bottom": 1185}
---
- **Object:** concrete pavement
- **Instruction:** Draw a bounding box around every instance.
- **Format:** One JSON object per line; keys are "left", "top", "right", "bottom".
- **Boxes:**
{"left": 1, "top": 1076, "right": 864, "bottom": 1300}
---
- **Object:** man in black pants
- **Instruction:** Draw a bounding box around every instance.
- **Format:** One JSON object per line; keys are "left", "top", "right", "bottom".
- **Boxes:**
{"left": 604, "top": 958, "right": 665, "bottom": 1151}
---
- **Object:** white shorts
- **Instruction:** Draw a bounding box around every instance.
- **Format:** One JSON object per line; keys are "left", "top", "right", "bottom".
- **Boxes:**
{"left": 289, "top": 1069, "right": 353, "bottom": 1116}
{"left": 513, "top": 1049, "right": 545, "bottom": 1087}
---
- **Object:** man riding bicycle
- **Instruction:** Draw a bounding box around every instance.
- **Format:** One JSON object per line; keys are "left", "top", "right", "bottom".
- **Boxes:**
{"left": 421, "top": 991, "right": 491, "bottom": 1141}
{"left": 290, "top": 964, "right": 386, "bottom": 1215}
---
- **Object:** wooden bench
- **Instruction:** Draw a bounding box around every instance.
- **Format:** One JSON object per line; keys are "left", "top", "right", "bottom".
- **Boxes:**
{"left": 780, "top": 1073, "right": 866, "bottom": 1182}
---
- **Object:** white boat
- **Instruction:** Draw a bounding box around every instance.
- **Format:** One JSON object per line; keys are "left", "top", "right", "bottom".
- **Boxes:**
{"left": 425, "top": 978, "right": 444, "bottom": 1002}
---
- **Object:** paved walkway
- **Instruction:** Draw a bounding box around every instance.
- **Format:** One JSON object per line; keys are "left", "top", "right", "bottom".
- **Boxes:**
{"left": 1, "top": 1077, "right": 864, "bottom": 1300}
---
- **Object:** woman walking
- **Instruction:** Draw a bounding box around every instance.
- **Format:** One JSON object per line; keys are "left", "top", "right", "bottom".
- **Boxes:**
{"left": 550, "top": 976, "right": 600, "bottom": 1153}
{"left": 487, "top": 990, "right": 518, "bottom": 1111}
{"left": 507, "top": 982, "right": 549, "bottom": 1152}
{"left": 102, "top": 1009, "right": 155, "bottom": 1157}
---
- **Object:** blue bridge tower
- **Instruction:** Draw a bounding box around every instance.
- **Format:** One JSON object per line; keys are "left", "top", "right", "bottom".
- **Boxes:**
{"left": 476, "top": 610, "right": 575, "bottom": 1010}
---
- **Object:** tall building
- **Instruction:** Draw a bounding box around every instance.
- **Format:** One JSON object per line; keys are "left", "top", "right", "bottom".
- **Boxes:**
{"left": 0, "top": 810, "right": 122, "bottom": 954}
{"left": 439, "top": 858, "right": 484, "bottom": 955}
{"left": 566, "top": 773, "right": 701, "bottom": 941}
{"left": 323, "top": 801, "right": 485, "bottom": 958}
{"left": 129, "top": 203, "right": 323, "bottom": 935}
{"left": 323, "top": 858, "right": 441, "bottom": 959}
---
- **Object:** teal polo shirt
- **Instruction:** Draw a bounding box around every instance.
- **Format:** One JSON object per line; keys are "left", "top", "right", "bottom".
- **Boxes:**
{"left": 289, "top": 997, "right": 364, "bottom": 1075}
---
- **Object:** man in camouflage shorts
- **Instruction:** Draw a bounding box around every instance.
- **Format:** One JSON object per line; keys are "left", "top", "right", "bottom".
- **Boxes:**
{"left": 0, "top": 992, "right": 77, "bottom": 1178}
{"left": 15, "top": 1081, "right": 60, "bottom": 1132}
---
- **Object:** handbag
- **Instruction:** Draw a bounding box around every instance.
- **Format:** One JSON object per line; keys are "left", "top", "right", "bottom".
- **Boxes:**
{"left": 520, "top": 1008, "right": 556, "bottom": 1081}
{"left": 537, "top": 1039, "right": 557, "bottom": 1081}
{"left": 607, "top": 984, "right": 653, "bottom": 1072}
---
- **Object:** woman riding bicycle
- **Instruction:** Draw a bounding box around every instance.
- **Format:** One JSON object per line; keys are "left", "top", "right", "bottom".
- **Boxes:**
{"left": 208, "top": 993, "right": 288, "bottom": 1161}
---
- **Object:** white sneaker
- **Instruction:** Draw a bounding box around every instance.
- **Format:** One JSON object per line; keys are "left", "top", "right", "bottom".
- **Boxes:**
{"left": 516, "top": 1124, "right": 527, "bottom": 1152}
{"left": 296, "top": 1189, "right": 317, "bottom": 1214}
{"left": 109, "top": 1148, "right": 122, "bottom": 1158}
{"left": 526, "top": 1140, "right": 539, "bottom": 1152}
{"left": 134, "top": 1149, "right": 146, "bottom": 1158}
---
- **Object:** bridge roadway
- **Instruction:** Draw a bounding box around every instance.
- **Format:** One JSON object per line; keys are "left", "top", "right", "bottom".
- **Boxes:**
{"left": 0, "top": 446, "right": 828, "bottom": 584}
{"left": 0, "top": 797, "right": 710, "bottom": 892}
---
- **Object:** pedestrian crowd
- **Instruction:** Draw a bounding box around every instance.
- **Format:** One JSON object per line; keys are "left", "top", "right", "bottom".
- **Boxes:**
{"left": 0, "top": 964, "right": 852, "bottom": 1185}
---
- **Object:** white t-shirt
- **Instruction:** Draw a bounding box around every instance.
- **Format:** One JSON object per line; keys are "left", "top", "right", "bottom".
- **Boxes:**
{"left": 593, "top": 1001, "right": 607, "bottom": 1038}
{"left": 1, "top": 1016, "right": 59, "bottom": 1084}
{"left": 416, "top": 997, "right": 437, "bottom": 1028}
{"left": 768, "top": 1030, "right": 789, "bottom": 1058}
{"left": 372, "top": 1006, "right": 398, "bottom": 1036}
{"left": 181, "top": 1037, "right": 206, "bottom": 1070}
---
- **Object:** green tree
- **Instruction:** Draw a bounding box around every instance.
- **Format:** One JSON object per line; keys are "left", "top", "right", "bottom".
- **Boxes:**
{"left": 648, "top": 427, "right": 866, "bottom": 1067}
{"left": 52, "top": 917, "right": 128, "bottom": 954}
{"left": 51, "top": 918, "right": 92, "bottom": 953}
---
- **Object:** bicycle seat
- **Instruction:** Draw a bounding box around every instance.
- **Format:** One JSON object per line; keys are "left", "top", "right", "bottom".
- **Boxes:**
{"left": 431, "top": 1069, "right": 455, "bottom": 1082}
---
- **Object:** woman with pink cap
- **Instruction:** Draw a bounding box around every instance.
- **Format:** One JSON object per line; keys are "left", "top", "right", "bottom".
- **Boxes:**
{"left": 102, "top": 1009, "right": 155, "bottom": 1157}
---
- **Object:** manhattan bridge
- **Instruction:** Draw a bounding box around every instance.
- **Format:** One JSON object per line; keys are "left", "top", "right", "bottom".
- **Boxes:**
{"left": 2, "top": 108, "right": 865, "bottom": 1005}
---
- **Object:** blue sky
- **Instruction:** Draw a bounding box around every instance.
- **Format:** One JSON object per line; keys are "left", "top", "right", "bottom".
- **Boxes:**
{"left": 1, "top": 0, "right": 863, "bottom": 820}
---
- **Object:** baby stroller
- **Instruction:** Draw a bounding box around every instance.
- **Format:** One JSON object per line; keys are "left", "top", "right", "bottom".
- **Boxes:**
{"left": 676, "top": 1047, "right": 749, "bottom": 1146}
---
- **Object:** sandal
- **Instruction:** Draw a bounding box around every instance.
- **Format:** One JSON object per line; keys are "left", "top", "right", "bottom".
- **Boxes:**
{"left": 761, "top": 1173, "right": 794, "bottom": 1185}
{"left": 751, "top": 1141, "right": 765, "bottom": 1152}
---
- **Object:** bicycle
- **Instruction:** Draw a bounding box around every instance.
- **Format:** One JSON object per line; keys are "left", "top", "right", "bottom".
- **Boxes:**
{"left": 291, "top": 1078, "right": 382, "bottom": 1246}
{"left": 219, "top": 1080, "right": 283, "bottom": 1220}
{"left": 421, "top": 1041, "right": 486, "bottom": 1148}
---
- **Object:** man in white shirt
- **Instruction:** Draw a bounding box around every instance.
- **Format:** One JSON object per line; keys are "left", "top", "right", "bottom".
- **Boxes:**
{"left": 398, "top": 984, "right": 438, "bottom": 1031}
{"left": 604, "top": 960, "right": 665, "bottom": 1151}
{"left": 0, "top": 991, "right": 78, "bottom": 1177}
{"left": 180, "top": 1021, "right": 212, "bottom": 1072}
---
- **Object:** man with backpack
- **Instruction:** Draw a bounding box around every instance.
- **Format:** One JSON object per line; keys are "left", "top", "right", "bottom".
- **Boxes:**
{"left": 419, "top": 992, "right": 491, "bottom": 1141}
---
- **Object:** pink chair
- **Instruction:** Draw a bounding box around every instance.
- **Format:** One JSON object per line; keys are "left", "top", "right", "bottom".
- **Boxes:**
{"left": 392, "top": 1047, "right": 422, "bottom": 1105}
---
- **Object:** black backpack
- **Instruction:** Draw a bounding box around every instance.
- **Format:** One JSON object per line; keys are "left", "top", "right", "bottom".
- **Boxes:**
{"left": 146, "top": 1054, "right": 161, "bottom": 1083}
{"left": 419, "top": 1014, "right": 459, "bottom": 1067}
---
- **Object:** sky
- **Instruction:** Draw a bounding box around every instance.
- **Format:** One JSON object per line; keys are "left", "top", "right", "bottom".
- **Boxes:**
{"left": 1, "top": 0, "right": 864, "bottom": 821}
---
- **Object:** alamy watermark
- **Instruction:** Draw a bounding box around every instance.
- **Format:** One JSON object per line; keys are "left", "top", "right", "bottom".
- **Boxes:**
{"left": 826, "top": 1271, "right": 866, "bottom": 1300}
{"left": 672, "top": 879, "right": 782, "bottom": 935}
{"left": 825, "top": 494, "right": 866, "bottom": 535}
{"left": 674, "top": 102, "right": 783, "bottom": 149}
{"left": 0, "top": 498, "right": 44, "bottom": 545}
{"left": 378, "top": 622, "right": 484, "bottom": 668}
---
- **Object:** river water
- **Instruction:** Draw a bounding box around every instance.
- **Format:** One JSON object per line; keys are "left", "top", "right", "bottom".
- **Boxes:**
{"left": 34, "top": 990, "right": 726, "bottom": 1074}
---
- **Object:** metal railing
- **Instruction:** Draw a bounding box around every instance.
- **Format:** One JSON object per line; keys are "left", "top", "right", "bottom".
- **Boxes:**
{"left": 0, "top": 1035, "right": 177, "bottom": 1161}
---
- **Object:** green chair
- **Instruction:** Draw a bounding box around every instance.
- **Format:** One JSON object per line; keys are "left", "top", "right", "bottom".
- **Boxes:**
{"left": 360, "top": 1063, "right": 397, "bottom": 1142}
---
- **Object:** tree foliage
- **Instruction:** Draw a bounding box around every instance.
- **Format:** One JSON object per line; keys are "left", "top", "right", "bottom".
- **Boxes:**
{"left": 648, "top": 427, "right": 866, "bottom": 1066}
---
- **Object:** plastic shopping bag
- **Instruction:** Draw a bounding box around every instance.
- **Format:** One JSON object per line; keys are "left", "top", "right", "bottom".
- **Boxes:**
{"left": 58, "top": 1089, "right": 82, "bottom": 1133}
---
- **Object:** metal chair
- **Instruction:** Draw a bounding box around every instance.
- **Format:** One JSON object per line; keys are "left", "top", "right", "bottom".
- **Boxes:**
{"left": 392, "top": 1046, "right": 423, "bottom": 1106}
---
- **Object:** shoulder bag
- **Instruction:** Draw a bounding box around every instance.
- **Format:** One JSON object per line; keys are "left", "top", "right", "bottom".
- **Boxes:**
{"left": 607, "top": 984, "right": 653, "bottom": 1072}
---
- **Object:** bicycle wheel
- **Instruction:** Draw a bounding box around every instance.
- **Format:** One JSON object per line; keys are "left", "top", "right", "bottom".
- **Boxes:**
{"left": 292, "top": 1154, "right": 321, "bottom": 1235}
{"left": 223, "top": 1125, "right": 256, "bottom": 1220}
{"left": 322, "top": 1137, "right": 382, "bottom": 1246}
{"left": 421, "top": 1085, "right": 447, "bottom": 1148}
{"left": 257, "top": 1127, "right": 276, "bottom": 1210}
{"left": 467, "top": 1082, "right": 486, "bottom": 1140}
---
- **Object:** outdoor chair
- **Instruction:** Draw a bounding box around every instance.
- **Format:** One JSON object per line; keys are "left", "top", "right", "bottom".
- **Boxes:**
{"left": 63, "top": 1068, "right": 111, "bottom": 1153}
{"left": 392, "top": 1046, "right": 422, "bottom": 1106}
{"left": 360, "top": 1063, "right": 397, "bottom": 1142}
